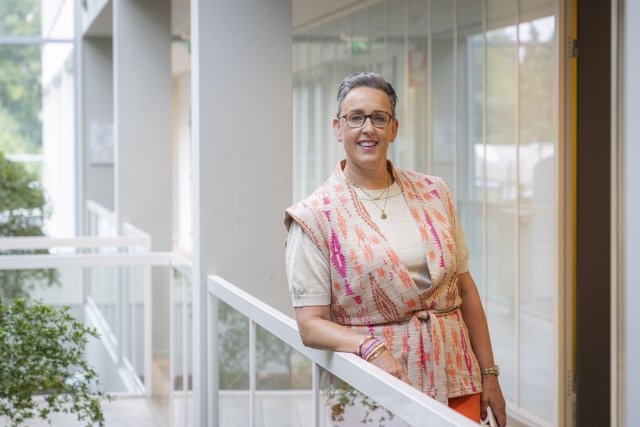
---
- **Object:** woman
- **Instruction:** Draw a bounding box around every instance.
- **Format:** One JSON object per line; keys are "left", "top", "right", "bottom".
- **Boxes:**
{"left": 285, "top": 72, "right": 506, "bottom": 425}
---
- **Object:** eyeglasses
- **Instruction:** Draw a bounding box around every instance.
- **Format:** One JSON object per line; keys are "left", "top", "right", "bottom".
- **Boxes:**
{"left": 338, "top": 110, "right": 395, "bottom": 129}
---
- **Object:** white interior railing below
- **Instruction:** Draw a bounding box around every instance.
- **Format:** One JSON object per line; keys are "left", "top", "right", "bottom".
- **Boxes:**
{"left": 0, "top": 236, "right": 193, "bottom": 425}
{"left": 208, "top": 275, "right": 479, "bottom": 427}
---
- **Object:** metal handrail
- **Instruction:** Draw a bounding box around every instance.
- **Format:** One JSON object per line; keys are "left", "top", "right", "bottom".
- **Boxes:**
{"left": 0, "top": 236, "right": 150, "bottom": 250}
{"left": 208, "top": 274, "right": 478, "bottom": 427}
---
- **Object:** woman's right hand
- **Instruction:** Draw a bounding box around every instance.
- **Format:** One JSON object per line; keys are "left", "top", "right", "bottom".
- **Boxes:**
{"left": 294, "top": 306, "right": 410, "bottom": 384}
{"left": 370, "top": 350, "right": 410, "bottom": 384}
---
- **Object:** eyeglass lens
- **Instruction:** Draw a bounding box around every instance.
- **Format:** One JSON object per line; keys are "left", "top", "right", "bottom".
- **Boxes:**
{"left": 345, "top": 111, "right": 392, "bottom": 128}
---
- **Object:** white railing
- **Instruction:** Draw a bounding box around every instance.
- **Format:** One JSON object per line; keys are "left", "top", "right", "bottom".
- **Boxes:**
{"left": 0, "top": 236, "right": 149, "bottom": 251}
{"left": 1, "top": 236, "right": 479, "bottom": 426}
{"left": 0, "top": 237, "right": 181, "bottom": 397}
{"left": 0, "top": 233, "right": 193, "bottom": 426}
{"left": 86, "top": 199, "right": 118, "bottom": 237}
{"left": 207, "top": 275, "right": 479, "bottom": 427}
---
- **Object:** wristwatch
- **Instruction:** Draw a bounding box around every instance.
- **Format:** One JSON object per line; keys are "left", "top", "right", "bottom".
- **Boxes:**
{"left": 480, "top": 364, "right": 500, "bottom": 376}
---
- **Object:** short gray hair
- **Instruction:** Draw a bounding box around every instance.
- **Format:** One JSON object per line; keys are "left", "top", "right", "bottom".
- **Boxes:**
{"left": 335, "top": 72, "right": 398, "bottom": 117}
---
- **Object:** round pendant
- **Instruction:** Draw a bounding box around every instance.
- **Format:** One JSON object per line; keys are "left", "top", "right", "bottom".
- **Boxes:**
{"left": 381, "top": 212, "right": 387, "bottom": 219}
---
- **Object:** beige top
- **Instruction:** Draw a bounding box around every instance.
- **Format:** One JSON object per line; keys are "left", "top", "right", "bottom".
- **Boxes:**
{"left": 286, "top": 181, "right": 469, "bottom": 307}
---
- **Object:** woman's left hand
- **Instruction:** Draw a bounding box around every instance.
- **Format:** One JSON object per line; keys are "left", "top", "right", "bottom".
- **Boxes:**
{"left": 481, "top": 375, "right": 506, "bottom": 426}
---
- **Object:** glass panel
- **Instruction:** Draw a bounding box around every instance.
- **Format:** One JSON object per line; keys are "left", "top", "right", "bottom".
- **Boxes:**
{"left": 385, "top": 2, "right": 405, "bottom": 166}
{"left": 368, "top": 1, "right": 387, "bottom": 77}
{"left": 125, "top": 265, "right": 146, "bottom": 378}
{"left": 42, "top": 0, "right": 75, "bottom": 39}
{"left": 0, "top": 0, "right": 73, "bottom": 38}
{"left": 431, "top": 0, "right": 455, "bottom": 186}
{"left": 0, "top": 0, "right": 41, "bottom": 37}
{"left": 170, "top": 267, "right": 193, "bottom": 426}
{"left": 1, "top": 40, "right": 75, "bottom": 237}
{"left": 217, "top": 300, "right": 250, "bottom": 425}
{"left": 255, "top": 325, "right": 312, "bottom": 425}
{"left": 0, "top": 44, "right": 43, "bottom": 161}
{"left": 457, "top": 0, "right": 485, "bottom": 289}
{"left": 335, "top": 15, "right": 351, "bottom": 75}
{"left": 292, "top": 2, "right": 561, "bottom": 423}
{"left": 171, "top": 269, "right": 185, "bottom": 427}
{"left": 485, "top": 0, "right": 517, "bottom": 402}
{"left": 518, "top": 11, "right": 556, "bottom": 421}
{"left": 407, "top": 0, "right": 429, "bottom": 173}
{"left": 319, "top": 369, "right": 409, "bottom": 427}
{"left": 350, "top": 6, "right": 369, "bottom": 71}
{"left": 184, "top": 270, "right": 193, "bottom": 426}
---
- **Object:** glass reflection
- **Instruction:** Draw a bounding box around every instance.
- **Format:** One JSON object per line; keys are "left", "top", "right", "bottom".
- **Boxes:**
{"left": 518, "top": 13, "right": 556, "bottom": 422}
{"left": 256, "top": 325, "right": 312, "bottom": 426}
{"left": 293, "top": 0, "right": 560, "bottom": 423}
{"left": 320, "top": 369, "right": 408, "bottom": 427}
{"left": 217, "top": 300, "right": 250, "bottom": 425}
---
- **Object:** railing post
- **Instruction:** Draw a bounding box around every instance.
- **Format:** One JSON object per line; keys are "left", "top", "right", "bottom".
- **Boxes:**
{"left": 181, "top": 272, "right": 189, "bottom": 427}
{"left": 143, "top": 263, "right": 152, "bottom": 397}
{"left": 169, "top": 268, "right": 176, "bottom": 425}
{"left": 249, "top": 320, "right": 256, "bottom": 427}
{"left": 312, "top": 362, "right": 320, "bottom": 427}
{"left": 208, "top": 292, "right": 219, "bottom": 427}
{"left": 116, "top": 264, "right": 124, "bottom": 368}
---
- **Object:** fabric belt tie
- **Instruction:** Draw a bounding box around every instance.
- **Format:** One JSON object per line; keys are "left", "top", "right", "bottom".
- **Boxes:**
{"left": 404, "top": 308, "right": 458, "bottom": 406}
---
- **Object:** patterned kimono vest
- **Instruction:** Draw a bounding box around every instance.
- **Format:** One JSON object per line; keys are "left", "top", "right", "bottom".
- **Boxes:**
{"left": 285, "top": 161, "right": 482, "bottom": 403}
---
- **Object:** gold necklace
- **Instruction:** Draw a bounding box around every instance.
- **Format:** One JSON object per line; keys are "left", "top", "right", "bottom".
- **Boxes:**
{"left": 354, "top": 173, "right": 391, "bottom": 220}
{"left": 357, "top": 185, "right": 387, "bottom": 201}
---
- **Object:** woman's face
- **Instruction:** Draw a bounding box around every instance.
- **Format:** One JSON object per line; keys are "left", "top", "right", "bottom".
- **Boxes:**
{"left": 333, "top": 87, "right": 399, "bottom": 173}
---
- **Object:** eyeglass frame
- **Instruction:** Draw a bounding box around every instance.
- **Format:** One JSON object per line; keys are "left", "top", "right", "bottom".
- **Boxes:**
{"left": 337, "top": 110, "right": 396, "bottom": 129}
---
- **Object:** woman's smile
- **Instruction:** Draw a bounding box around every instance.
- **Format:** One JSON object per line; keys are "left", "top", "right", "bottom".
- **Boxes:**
{"left": 357, "top": 140, "right": 378, "bottom": 150}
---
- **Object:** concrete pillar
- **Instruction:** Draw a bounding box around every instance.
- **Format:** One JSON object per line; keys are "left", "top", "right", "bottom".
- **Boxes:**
{"left": 191, "top": 0, "right": 293, "bottom": 423}
{"left": 113, "top": 0, "right": 172, "bottom": 393}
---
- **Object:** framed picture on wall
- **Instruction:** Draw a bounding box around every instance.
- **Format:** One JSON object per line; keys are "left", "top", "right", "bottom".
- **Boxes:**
{"left": 89, "top": 120, "right": 114, "bottom": 165}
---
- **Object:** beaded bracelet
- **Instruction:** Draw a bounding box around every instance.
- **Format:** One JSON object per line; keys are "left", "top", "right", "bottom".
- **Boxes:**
{"left": 357, "top": 335, "right": 375, "bottom": 357}
{"left": 362, "top": 340, "right": 385, "bottom": 361}
{"left": 365, "top": 343, "right": 388, "bottom": 362}
{"left": 361, "top": 339, "right": 381, "bottom": 358}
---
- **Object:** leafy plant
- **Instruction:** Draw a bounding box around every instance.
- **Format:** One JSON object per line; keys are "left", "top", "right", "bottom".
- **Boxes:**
{"left": 0, "top": 298, "right": 108, "bottom": 426}
{"left": 324, "top": 373, "right": 395, "bottom": 426}
{"left": 0, "top": 150, "right": 58, "bottom": 299}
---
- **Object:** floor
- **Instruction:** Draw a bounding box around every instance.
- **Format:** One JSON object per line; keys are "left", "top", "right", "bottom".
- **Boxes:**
{"left": 1, "top": 396, "right": 169, "bottom": 427}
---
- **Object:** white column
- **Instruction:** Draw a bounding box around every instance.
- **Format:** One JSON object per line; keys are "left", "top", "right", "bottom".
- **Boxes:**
{"left": 191, "top": 0, "right": 293, "bottom": 424}
{"left": 113, "top": 0, "right": 172, "bottom": 394}
{"left": 113, "top": 0, "right": 172, "bottom": 250}
{"left": 623, "top": 0, "right": 640, "bottom": 423}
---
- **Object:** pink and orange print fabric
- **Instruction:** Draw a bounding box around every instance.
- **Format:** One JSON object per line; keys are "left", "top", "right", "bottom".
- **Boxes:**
{"left": 285, "top": 160, "right": 482, "bottom": 403}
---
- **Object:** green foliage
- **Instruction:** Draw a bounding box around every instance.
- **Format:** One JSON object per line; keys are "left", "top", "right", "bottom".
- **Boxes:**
{"left": 0, "top": 150, "right": 58, "bottom": 299}
{"left": 217, "top": 300, "right": 250, "bottom": 389}
{"left": 0, "top": 0, "right": 41, "bottom": 36}
{"left": 324, "top": 375, "right": 394, "bottom": 425}
{"left": 0, "top": 298, "right": 108, "bottom": 426}
{"left": 0, "top": 0, "right": 42, "bottom": 155}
